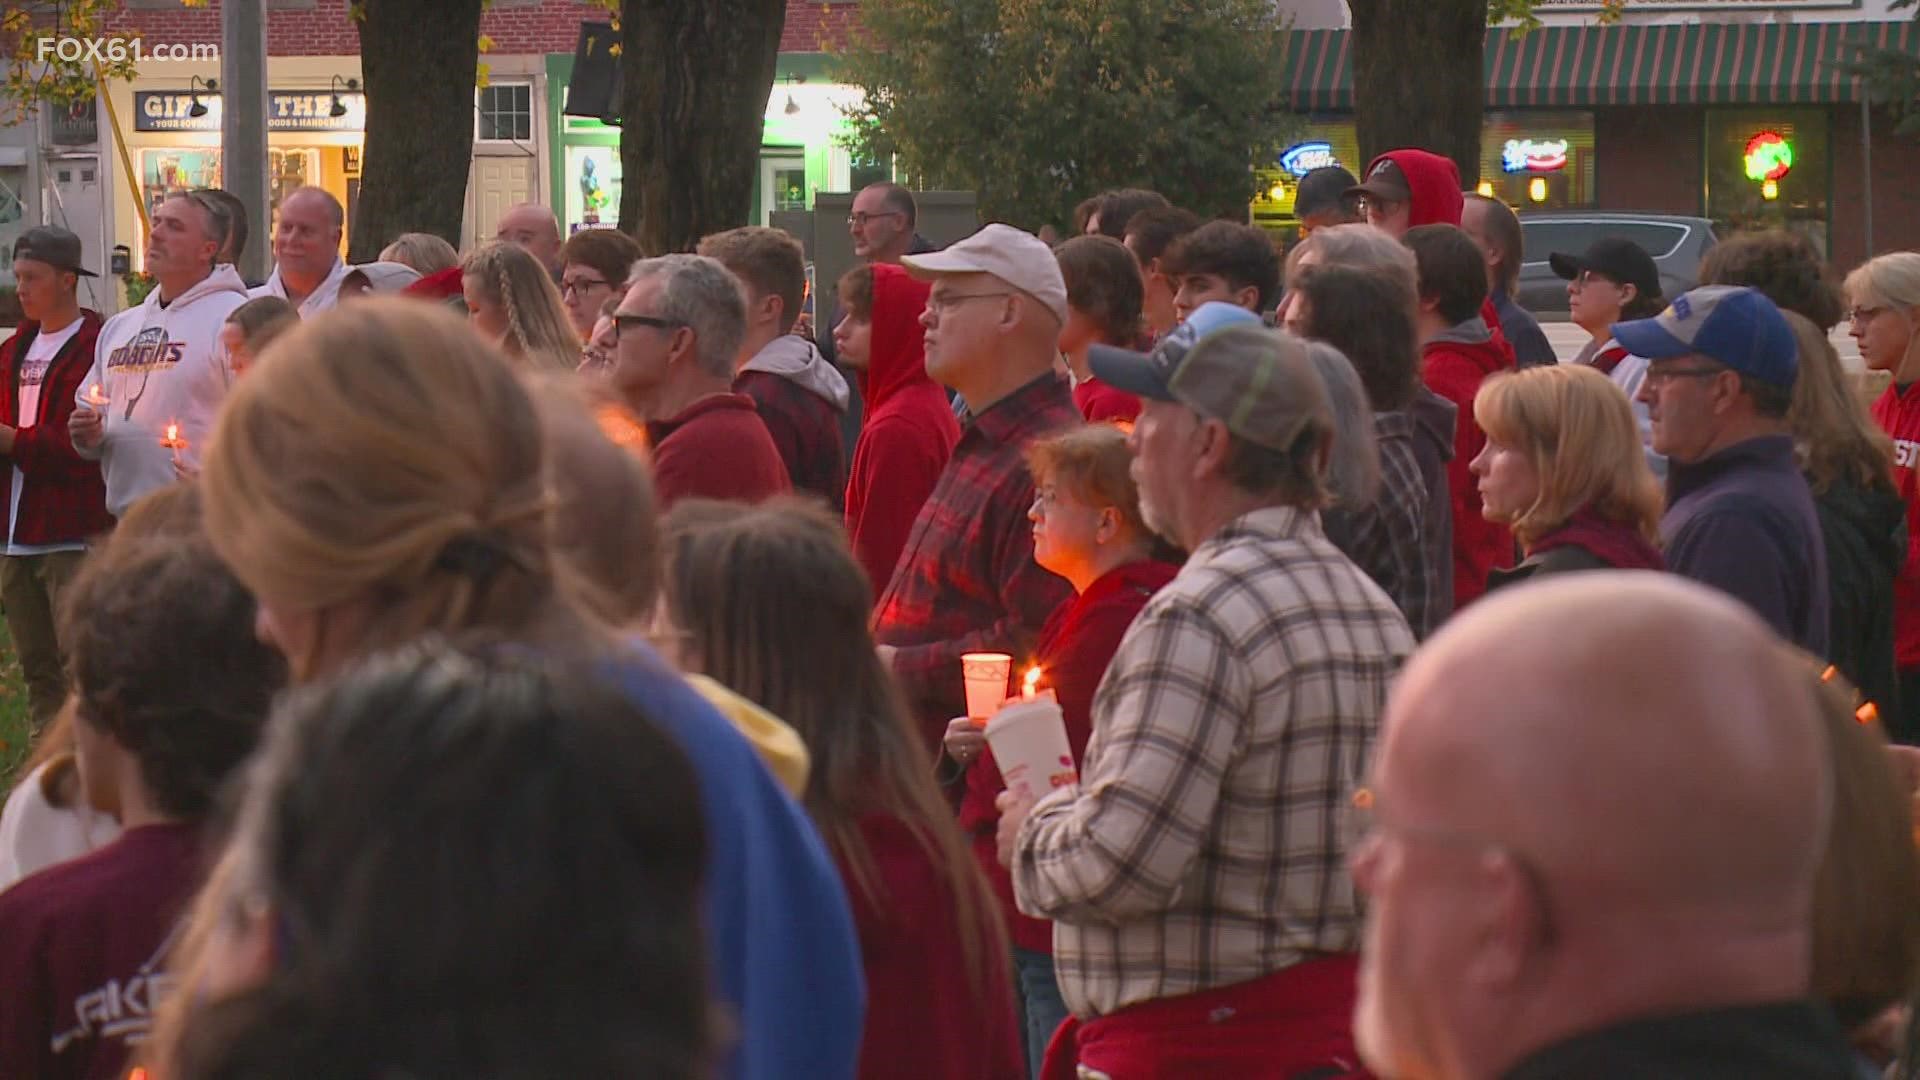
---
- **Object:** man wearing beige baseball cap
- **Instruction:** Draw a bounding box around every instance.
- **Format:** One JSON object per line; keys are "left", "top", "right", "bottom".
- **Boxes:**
{"left": 872, "top": 223, "right": 1081, "bottom": 752}
{"left": 1002, "top": 318, "right": 1415, "bottom": 1077}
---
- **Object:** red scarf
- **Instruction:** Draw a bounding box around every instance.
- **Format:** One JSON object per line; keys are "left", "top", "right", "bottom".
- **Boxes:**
{"left": 1529, "top": 508, "right": 1665, "bottom": 571}
{"left": 1589, "top": 341, "right": 1632, "bottom": 376}
{"left": 1041, "top": 955, "right": 1371, "bottom": 1080}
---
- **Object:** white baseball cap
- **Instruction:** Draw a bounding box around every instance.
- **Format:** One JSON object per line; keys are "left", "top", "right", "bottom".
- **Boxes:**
{"left": 900, "top": 223, "right": 1069, "bottom": 327}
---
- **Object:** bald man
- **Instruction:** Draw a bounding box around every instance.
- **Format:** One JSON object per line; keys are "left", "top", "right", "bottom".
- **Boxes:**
{"left": 1352, "top": 572, "right": 1856, "bottom": 1080}
{"left": 252, "top": 186, "right": 347, "bottom": 317}
{"left": 496, "top": 202, "right": 564, "bottom": 282}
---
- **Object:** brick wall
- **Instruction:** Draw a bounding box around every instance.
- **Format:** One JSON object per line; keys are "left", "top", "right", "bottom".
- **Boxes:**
{"left": 1830, "top": 105, "right": 1920, "bottom": 273}
{"left": 102, "top": 1, "right": 860, "bottom": 57}
{"left": 1594, "top": 106, "right": 1705, "bottom": 217}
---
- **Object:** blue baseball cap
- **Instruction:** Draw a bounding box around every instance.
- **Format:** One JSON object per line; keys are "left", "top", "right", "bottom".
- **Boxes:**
{"left": 1611, "top": 285, "right": 1797, "bottom": 390}
{"left": 1088, "top": 301, "right": 1263, "bottom": 402}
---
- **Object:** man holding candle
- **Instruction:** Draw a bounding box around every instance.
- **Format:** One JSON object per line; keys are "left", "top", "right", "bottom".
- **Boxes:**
{"left": 0, "top": 227, "right": 112, "bottom": 731}
{"left": 872, "top": 224, "right": 1080, "bottom": 749}
{"left": 70, "top": 193, "right": 247, "bottom": 519}
{"left": 1001, "top": 319, "right": 1414, "bottom": 1078}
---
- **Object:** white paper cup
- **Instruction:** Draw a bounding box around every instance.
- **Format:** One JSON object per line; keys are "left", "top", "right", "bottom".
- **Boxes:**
{"left": 962, "top": 652, "right": 1013, "bottom": 721}
{"left": 985, "top": 699, "right": 1078, "bottom": 802}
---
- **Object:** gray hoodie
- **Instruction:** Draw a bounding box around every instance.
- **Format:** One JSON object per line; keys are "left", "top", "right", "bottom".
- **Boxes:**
{"left": 742, "top": 334, "right": 850, "bottom": 412}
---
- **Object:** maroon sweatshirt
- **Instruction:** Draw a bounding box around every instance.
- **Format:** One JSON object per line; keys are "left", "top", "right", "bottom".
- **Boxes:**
{"left": 647, "top": 393, "right": 792, "bottom": 508}
{"left": 1422, "top": 317, "right": 1517, "bottom": 609}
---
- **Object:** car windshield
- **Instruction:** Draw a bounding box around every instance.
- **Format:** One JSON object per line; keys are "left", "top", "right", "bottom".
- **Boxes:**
{"left": 1522, "top": 221, "right": 1690, "bottom": 264}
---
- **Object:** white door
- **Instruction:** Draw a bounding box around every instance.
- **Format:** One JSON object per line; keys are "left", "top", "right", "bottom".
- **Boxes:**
{"left": 467, "top": 156, "right": 535, "bottom": 249}
{"left": 45, "top": 156, "right": 109, "bottom": 313}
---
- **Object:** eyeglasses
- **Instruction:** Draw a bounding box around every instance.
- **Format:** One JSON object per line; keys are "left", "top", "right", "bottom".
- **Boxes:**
{"left": 1346, "top": 787, "right": 1559, "bottom": 943}
{"left": 1571, "top": 270, "right": 1620, "bottom": 289}
{"left": 1641, "top": 365, "right": 1726, "bottom": 388}
{"left": 611, "top": 313, "right": 684, "bottom": 342}
{"left": 561, "top": 275, "right": 612, "bottom": 298}
{"left": 925, "top": 291, "right": 1014, "bottom": 317}
{"left": 1848, "top": 306, "right": 1888, "bottom": 326}
{"left": 847, "top": 211, "right": 905, "bottom": 228}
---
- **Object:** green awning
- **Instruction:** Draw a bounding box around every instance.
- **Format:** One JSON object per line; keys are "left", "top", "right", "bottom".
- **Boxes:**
{"left": 1283, "top": 20, "right": 1916, "bottom": 112}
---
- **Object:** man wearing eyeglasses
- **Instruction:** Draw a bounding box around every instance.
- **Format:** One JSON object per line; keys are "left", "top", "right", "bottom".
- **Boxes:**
{"left": 819, "top": 184, "right": 935, "bottom": 374}
{"left": 1353, "top": 572, "right": 1852, "bottom": 1080}
{"left": 69, "top": 192, "right": 248, "bottom": 519}
{"left": 1623, "top": 285, "right": 1830, "bottom": 654}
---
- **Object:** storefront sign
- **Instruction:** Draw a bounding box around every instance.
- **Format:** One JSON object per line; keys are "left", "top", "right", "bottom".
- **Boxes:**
{"left": 1743, "top": 130, "right": 1793, "bottom": 182}
{"left": 1501, "top": 138, "right": 1568, "bottom": 173}
{"left": 50, "top": 99, "right": 99, "bottom": 146}
{"left": 1278, "top": 141, "right": 1340, "bottom": 177}
{"left": 133, "top": 91, "right": 367, "bottom": 133}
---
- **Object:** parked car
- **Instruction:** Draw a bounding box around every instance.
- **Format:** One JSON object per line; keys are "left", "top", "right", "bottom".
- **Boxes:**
{"left": 1516, "top": 213, "right": 1717, "bottom": 317}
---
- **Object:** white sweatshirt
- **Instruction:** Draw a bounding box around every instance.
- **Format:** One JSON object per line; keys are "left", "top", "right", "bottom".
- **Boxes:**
{"left": 76, "top": 265, "right": 248, "bottom": 517}
{"left": 251, "top": 256, "right": 348, "bottom": 318}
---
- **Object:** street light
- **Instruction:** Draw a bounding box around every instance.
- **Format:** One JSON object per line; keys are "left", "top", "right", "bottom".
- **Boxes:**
{"left": 188, "top": 75, "right": 218, "bottom": 118}
{"left": 330, "top": 75, "right": 361, "bottom": 119}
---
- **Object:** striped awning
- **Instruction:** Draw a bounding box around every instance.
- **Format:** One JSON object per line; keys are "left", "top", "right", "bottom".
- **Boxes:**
{"left": 1283, "top": 20, "right": 1917, "bottom": 112}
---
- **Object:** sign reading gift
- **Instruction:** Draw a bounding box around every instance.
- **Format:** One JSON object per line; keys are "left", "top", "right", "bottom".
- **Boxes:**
{"left": 134, "top": 90, "right": 368, "bottom": 132}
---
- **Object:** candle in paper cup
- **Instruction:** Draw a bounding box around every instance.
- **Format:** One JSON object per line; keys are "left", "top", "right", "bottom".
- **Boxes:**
{"left": 984, "top": 698, "right": 1077, "bottom": 802}
{"left": 1020, "top": 664, "right": 1058, "bottom": 705}
{"left": 962, "top": 652, "right": 1013, "bottom": 723}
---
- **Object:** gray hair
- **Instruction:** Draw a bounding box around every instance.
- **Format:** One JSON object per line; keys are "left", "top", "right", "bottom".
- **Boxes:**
{"left": 627, "top": 254, "right": 747, "bottom": 379}
{"left": 1308, "top": 223, "right": 1418, "bottom": 295}
{"left": 1304, "top": 340, "right": 1381, "bottom": 510}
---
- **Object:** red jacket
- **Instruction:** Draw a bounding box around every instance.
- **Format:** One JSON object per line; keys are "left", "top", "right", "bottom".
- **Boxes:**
{"left": 0, "top": 313, "right": 112, "bottom": 543}
{"left": 1422, "top": 318, "right": 1517, "bottom": 609}
{"left": 1873, "top": 382, "right": 1920, "bottom": 669}
{"left": 840, "top": 813, "right": 1024, "bottom": 1080}
{"left": 1072, "top": 376, "right": 1140, "bottom": 425}
{"left": 845, "top": 265, "right": 959, "bottom": 594}
{"left": 957, "top": 559, "right": 1178, "bottom": 953}
{"left": 645, "top": 393, "right": 791, "bottom": 508}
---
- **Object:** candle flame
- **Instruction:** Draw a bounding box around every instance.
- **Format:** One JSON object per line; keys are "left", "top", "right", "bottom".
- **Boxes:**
{"left": 165, "top": 423, "right": 179, "bottom": 442}
{"left": 1022, "top": 665, "right": 1043, "bottom": 700}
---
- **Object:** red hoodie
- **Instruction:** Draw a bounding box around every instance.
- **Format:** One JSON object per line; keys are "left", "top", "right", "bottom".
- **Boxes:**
{"left": 1872, "top": 383, "right": 1920, "bottom": 669}
{"left": 845, "top": 265, "right": 962, "bottom": 594}
{"left": 1369, "top": 148, "right": 1513, "bottom": 344}
{"left": 1422, "top": 317, "right": 1516, "bottom": 609}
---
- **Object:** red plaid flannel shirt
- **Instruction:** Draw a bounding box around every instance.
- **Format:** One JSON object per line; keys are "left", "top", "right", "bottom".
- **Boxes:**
{"left": 874, "top": 373, "right": 1080, "bottom": 747}
{"left": 734, "top": 369, "right": 846, "bottom": 510}
{"left": 0, "top": 313, "right": 112, "bottom": 544}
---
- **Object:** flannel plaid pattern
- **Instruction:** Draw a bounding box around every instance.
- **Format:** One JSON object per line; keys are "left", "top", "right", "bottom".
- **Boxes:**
{"left": 1323, "top": 411, "right": 1442, "bottom": 640}
{"left": 733, "top": 370, "right": 846, "bottom": 510}
{"left": 0, "top": 314, "right": 111, "bottom": 543}
{"left": 873, "top": 374, "right": 1080, "bottom": 747}
{"left": 1012, "top": 506, "right": 1415, "bottom": 1018}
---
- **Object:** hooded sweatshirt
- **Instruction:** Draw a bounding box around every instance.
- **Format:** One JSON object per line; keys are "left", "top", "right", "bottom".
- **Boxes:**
{"left": 76, "top": 265, "right": 248, "bottom": 518}
{"left": 845, "top": 265, "right": 960, "bottom": 595}
{"left": 1364, "top": 149, "right": 1466, "bottom": 230}
{"left": 251, "top": 256, "right": 350, "bottom": 318}
{"left": 1422, "top": 315, "right": 1516, "bottom": 609}
{"left": 734, "top": 335, "right": 851, "bottom": 507}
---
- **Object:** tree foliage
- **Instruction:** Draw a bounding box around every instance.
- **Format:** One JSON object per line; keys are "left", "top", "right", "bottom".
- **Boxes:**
{"left": 1, "top": 0, "right": 209, "bottom": 127}
{"left": 835, "top": 0, "right": 1296, "bottom": 228}
{"left": 1846, "top": 0, "right": 1920, "bottom": 137}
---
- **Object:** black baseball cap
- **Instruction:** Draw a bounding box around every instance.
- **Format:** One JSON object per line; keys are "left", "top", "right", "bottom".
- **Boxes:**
{"left": 12, "top": 226, "right": 96, "bottom": 277}
{"left": 1294, "top": 166, "right": 1359, "bottom": 220}
{"left": 1345, "top": 158, "right": 1410, "bottom": 206}
{"left": 1549, "top": 237, "right": 1658, "bottom": 298}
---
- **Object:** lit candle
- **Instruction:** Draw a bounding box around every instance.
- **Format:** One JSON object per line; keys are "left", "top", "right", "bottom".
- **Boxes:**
{"left": 1021, "top": 665, "right": 1058, "bottom": 705}
{"left": 159, "top": 422, "right": 187, "bottom": 465}
{"left": 82, "top": 382, "right": 109, "bottom": 407}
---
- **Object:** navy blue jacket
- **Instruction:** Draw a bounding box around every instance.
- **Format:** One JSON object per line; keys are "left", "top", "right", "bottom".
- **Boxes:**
{"left": 1663, "top": 434, "right": 1830, "bottom": 655}
{"left": 1493, "top": 286, "right": 1558, "bottom": 369}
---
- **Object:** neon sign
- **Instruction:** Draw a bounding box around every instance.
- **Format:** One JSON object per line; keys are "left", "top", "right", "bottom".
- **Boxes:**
{"left": 1279, "top": 141, "right": 1340, "bottom": 178}
{"left": 1501, "top": 138, "right": 1569, "bottom": 173}
{"left": 1743, "top": 131, "right": 1793, "bottom": 183}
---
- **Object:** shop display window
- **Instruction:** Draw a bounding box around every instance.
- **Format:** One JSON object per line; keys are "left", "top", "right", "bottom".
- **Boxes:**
{"left": 1705, "top": 108, "right": 1829, "bottom": 258}
{"left": 1477, "top": 111, "right": 1596, "bottom": 210}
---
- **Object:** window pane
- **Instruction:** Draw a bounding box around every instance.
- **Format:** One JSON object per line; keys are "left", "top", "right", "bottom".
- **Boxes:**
{"left": 1704, "top": 108, "right": 1830, "bottom": 259}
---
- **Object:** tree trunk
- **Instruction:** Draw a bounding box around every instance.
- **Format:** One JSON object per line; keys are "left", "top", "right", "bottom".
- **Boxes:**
{"left": 349, "top": 0, "right": 484, "bottom": 261}
{"left": 618, "top": 0, "right": 786, "bottom": 253}
{"left": 1348, "top": 0, "right": 1485, "bottom": 191}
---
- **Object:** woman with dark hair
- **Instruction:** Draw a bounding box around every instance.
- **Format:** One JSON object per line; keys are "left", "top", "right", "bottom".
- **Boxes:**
{"left": 0, "top": 538, "right": 286, "bottom": 1080}
{"left": 155, "top": 642, "right": 713, "bottom": 1080}
{"left": 1699, "top": 230, "right": 1846, "bottom": 332}
{"left": 659, "top": 497, "right": 1023, "bottom": 1080}
{"left": 192, "top": 298, "right": 864, "bottom": 1080}
{"left": 1055, "top": 235, "right": 1146, "bottom": 424}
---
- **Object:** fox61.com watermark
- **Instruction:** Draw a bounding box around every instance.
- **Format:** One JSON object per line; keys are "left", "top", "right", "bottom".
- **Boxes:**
{"left": 35, "top": 37, "right": 219, "bottom": 65}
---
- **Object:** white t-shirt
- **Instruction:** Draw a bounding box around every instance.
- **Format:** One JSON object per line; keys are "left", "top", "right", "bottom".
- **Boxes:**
{"left": 9, "top": 319, "right": 87, "bottom": 556}
{"left": 0, "top": 761, "right": 120, "bottom": 893}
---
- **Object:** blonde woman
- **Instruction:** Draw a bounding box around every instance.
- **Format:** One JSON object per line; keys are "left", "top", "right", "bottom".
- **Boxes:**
{"left": 460, "top": 241, "right": 580, "bottom": 372}
{"left": 1848, "top": 251, "right": 1920, "bottom": 740}
{"left": 377, "top": 231, "right": 459, "bottom": 275}
{"left": 1470, "top": 363, "right": 1665, "bottom": 588}
{"left": 174, "top": 298, "right": 863, "bottom": 1080}
{"left": 1783, "top": 309, "right": 1902, "bottom": 720}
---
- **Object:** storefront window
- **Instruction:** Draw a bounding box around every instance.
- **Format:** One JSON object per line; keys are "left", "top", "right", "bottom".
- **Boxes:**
{"left": 1705, "top": 108, "right": 1830, "bottom": 258}
{"left": 565, "top": 145, "right": 623, "bottom": 234}
{"left": 141, "top": 148, "right": 222, "bottom": 220}
{"left": 1252, "top": 120, "right": 1362, "bottom": 237}
{"left": 1478, "top": 111, "right": 1595, "bottom": 210}
{"left": 477, "top": 84, "right": 534, "bottom": 143}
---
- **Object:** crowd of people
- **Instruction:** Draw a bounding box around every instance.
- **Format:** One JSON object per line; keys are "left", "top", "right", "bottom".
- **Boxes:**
{"left": 0, "top": 141, "right": 1915, "bottom": 1080}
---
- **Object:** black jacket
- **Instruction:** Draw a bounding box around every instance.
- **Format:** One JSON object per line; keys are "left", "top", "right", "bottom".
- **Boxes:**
{"left": 1815, "top": 474, "right": 1906, "bottom": 716}
{"left": 1485, "top": 544, "right": 1610, "bottom": 590}
{"left": 1503, "top": 1002, "right": 1857, "bottom": 1080}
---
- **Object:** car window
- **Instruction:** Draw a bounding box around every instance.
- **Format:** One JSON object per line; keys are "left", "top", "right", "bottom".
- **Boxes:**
{"left": 1521, "top": 221, "right": 1690, "bottom": 264}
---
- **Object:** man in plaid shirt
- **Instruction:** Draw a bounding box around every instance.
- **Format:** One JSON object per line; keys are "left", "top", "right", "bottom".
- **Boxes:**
{"left": 874, "top": 224, "right": 1081, "bottom": 748}
{"left": 1002, "top": 312, "right": 1414, "bottom": 1078}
